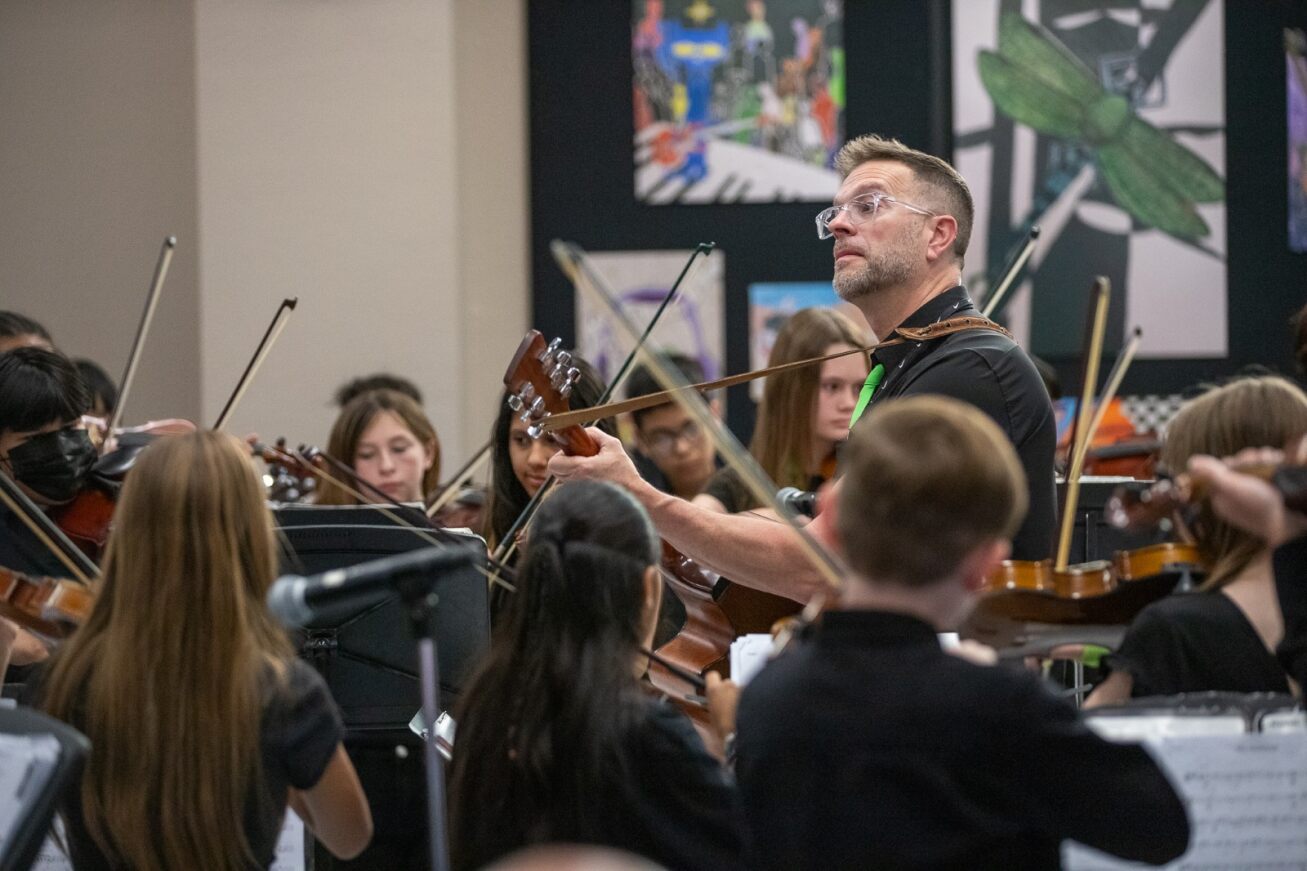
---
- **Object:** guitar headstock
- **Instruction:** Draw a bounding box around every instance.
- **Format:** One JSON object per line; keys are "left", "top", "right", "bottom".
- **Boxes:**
{"left": 502, "top": 330, "right": 597, "bottom": 457}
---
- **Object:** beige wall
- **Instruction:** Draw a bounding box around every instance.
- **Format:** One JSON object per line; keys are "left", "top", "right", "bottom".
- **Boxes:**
{"left": 0, "top": 1, "right": 201, "bottom": 423}
{"left": 1, "top": 0, "right": 527, "bottom": 469}
{"left": 196, "top": 0, "right": 528, "bottom": 464}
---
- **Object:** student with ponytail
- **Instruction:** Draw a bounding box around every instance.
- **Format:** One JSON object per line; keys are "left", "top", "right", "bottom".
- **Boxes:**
{"left": 447, "top": 479, "right": 744, "bottom": 871}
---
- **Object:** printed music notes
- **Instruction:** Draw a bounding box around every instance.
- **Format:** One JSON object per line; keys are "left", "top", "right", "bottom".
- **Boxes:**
{"left": 1064, "top": 732, "right": 1307, "bottom": 869}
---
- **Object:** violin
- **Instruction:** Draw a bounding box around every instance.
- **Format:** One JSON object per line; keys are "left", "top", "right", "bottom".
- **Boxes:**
{"left": 972, "top": 542, "right": 1205, "bottom": 629}
{"left": 0, "top": 565, "right": 93, "bottom": 638}
{"left": 251, "top": 438, "right": 321, "bottom": 504}
{"left": 49, "top": 419, "right": 197, "bottom": 563}
{"left": 1106, "top": 463, "right": 1307, "bottom": 533}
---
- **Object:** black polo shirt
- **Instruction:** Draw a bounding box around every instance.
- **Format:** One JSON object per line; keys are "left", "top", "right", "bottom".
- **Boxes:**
{"left": 735, "top": 609, "right": 1190, "bottom": 870}
{"left": 857, "top": 286, "right": 1056, "bottom": 560}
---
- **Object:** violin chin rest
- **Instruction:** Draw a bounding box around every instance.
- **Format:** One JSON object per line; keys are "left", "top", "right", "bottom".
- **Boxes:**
{"left": 92, "top": 442, "right": 149, "bottom": 478}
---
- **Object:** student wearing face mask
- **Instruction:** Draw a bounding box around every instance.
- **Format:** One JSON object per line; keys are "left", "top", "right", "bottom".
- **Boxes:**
{"left": 0, "top": 347, "right": 98, "bottom": 676}
{"left": 0, "top": 347, "right": 99, "bottom": 577}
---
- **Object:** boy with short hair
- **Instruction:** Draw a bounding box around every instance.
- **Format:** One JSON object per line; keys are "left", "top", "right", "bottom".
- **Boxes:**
{"left": 735, "top": 395, "right": 1189, "bottom": 870}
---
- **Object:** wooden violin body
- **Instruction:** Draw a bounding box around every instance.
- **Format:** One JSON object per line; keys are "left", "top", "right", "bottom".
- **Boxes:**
{"left": 0, "top": 566, "right": 93, "bottom": 638}
{"left": 963, "top": 543, "right": 1204, "bottom": 651}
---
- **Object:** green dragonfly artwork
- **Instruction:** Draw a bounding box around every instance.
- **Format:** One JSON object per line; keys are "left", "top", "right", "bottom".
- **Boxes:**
{"left": 978, "top": 12, "right": 1224, "bottom": 241}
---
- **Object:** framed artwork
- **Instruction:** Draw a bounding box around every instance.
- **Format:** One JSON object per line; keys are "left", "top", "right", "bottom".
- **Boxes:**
{"left": 953, "top": 0, "right": 1227, "bottom": 359}
{"left": 574, "top": 248, "right": 726, "bottom": 401}
{"left": 633, "top": 0, "right": 845, "bottom": 204}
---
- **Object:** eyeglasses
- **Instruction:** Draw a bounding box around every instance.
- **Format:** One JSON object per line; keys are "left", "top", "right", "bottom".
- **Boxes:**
{"left": 815, "top": 191, "right": 938, "bottom": 239}
{"left": 643, "top": 419, "right": 703, "bottom": 457}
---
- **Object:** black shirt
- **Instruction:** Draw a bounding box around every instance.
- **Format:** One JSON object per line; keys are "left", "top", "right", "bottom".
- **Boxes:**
{"left": 0, "top": 503, "right": 76, "bottom": 579}
{"left": 1107, "top": 591, "right": 1291, "bottom": 697}
{"left": 858, "top": 286, "right": 1057, "bottom": 560}
{"left": 701, "top": 466, "right": 826, "bottom": 514}
{"left": 1274, "top": 535, "right": 1307, "bottom": 688}
{"left": 46, "top": 659, "right": 342, "bottom": 870}
{"left": 453, "top": 697, "right": 745, "bottom": 871}
{"left": 735, "top": 609, "right": 1189, "bottom": 870}
{"left": 596, "top": 700, "right": 745, "bottom": 871}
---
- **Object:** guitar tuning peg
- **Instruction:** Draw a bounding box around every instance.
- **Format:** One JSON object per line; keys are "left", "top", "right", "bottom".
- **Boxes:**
{"left": 555, "top": 350, "right": 572, "bottom": 368}
{"left": 538, "top": 337, "right": 562, "bottom": 366}
{"left": 507, "top": 394, "right": 524, "bottom": 412}
{"left": 529, "top": 396, "right": 546, "bottom": 417}
{"left": 566, "top": 367, "right": 580, "bottom": 384}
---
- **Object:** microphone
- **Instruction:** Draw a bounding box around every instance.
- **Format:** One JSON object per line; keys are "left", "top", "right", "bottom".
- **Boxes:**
{"left": 267, "top": 544, "right": 477, "bottom": 627}
{"left": 776, "top": 487, "right": 819, "bottom": 518}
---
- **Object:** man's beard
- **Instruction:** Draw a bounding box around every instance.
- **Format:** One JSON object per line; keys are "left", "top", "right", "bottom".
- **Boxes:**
{"left": 833, "top": 226, "right": 920, "bottom": 303}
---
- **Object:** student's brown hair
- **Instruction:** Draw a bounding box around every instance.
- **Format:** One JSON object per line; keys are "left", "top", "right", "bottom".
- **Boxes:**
{"left": 41, "top": 431, "right": 293, "bottom": 871}
{"left": 1160, "top": 376, "right": 1307, "bottom": 590}
{"left": 317, "top": 388, "right": 441, "bottom": 505}
{"left": 838, "top": 396, "right": 1026, "bottom": 587}
{"left": 751, "top": 307, "right": 866, "bottom": 491}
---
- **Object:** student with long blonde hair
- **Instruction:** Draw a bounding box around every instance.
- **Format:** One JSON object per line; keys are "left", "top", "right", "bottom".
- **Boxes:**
{"left": 695, "top": 306, "right": 867, "bottom": 513}
{"left": 1087, "top": 376, "right": 1307, "bottom": 705}
{"left": 37, "top": 431, "right": 372, "bottom": 870}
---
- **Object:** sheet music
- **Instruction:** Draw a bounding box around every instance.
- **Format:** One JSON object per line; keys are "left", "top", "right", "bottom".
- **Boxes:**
{"left": 1259, "top": 710, "right": 1307, "bottom": 734}
{"left": 0, "top": 732, "right": 60, "bottom": 853}
{"left": 271, "top": 810, "right": 306, "bottom": 871}
{"left": 1085, "top": 714, "right": 1246, "bottom": 742}
{"left": 1064, "top": 733, "right": 1307, "bottom": 870}
{"left": 729, "top": 634, "right": 772, "bottom": 687}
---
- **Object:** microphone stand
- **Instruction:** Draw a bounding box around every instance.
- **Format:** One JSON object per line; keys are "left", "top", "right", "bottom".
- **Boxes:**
{"left": 387, "top": 551, "right": 473, "bottom": 871}
{"left": 401, "top": 575, "right": 451, "bottom": 871}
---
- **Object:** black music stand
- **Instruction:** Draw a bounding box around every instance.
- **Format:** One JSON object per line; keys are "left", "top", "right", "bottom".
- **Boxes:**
{"left": 273, "top": 505, "right": 490, "bottom": 727}
{"left": 274, "top": 506, "right": 489, "bottom": 871}
{"left": 0, "top": 706, "right": 89, "bottom": 871}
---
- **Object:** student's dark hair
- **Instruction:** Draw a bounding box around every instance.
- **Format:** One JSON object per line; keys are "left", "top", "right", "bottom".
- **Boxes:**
{"left": 332, "top": 373, "right": 423, "bottom": 408}
{"left": 75, "top": 359, "right": 118, "bottom": 415}
{"left": 0, "top": 347, "right": 91, "bottom": 434}
{"left": 448, "top": 479, "right": 658, "bottom": 869}
{"left": 625, "top": 352, "right": 706, "bottom": 428}
{"left": 1292, "top": 302, "right": 1307, "bottom": 375}
{"left": 484, "top": 357, "right": 617, "bottom": 550}
{"left": 0, "top": 311, "right": 52, "bottom": 344}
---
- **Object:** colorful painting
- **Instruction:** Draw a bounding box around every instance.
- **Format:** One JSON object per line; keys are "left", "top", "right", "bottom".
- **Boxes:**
{"left": 574, "top": 249, "right": 725, "bottom": 402}
{"left": 1288, "top": 29, "right": 1307, "bottom": 253}
{"left": 747, "top": 281, "right": 869, "bottom": 399}
{"left": 633, "top": 0, "right": 845, "bottom": 204}
{"left": 953, "top": 1, "right": 1227, "bottom": 360}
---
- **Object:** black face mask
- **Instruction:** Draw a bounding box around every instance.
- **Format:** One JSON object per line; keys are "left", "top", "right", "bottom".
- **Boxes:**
{"left": 6, "top": 427, "right": 97, "bottom": 503}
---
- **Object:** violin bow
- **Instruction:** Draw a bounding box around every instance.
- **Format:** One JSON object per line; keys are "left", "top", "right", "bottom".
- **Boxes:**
{"left": 262, "top": 442, "right": 518, "bottom": 591}
{"left": 1079, "top": 326, "right": 1143, "bottom": 460}
{"left": 552, "top": 240, "right": 847, "bottom": 623}
{"left": 107, "top": 236, "right": 177, "bottom": 435}
{"left": 980, "top": 226, "right": 1040, "bottom": 320}
{"left": 641, "top": 645, "right": 707, "bottom": 692}
{"left": 489, "top": 242, "right": 718, "bottom": 566}
{"left": 425, "top": 442, "right": 491, "bottom": 519}
{"left": 0, "top": 471, "right": 99, "bottom": 584}
{"left": 213, "top": 298, "right": 298, "bottom": 431}
{"left": 1054, "top": 277, "right": 1111, "bottom": 571}
{"left": 538, "top": 318, "right": 1013, "bottom": 434}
